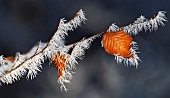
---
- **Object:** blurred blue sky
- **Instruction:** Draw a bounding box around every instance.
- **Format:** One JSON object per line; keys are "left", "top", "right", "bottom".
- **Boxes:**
{"left": 0, "top": 0, "right": 170, "bottom": 98}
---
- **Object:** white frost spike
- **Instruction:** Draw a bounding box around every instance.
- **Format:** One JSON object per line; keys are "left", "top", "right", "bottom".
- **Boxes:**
{"left": 107, "top": 23, "right": 120, "bottom": 32}
{"left": 134, "top": 15, "right": 147, "bottom": 23}
{"left": 114, "top": 41, "right": 140, "bottom": 67}
{"left": 122, "top": 11, "right": 167, "bottom": 35}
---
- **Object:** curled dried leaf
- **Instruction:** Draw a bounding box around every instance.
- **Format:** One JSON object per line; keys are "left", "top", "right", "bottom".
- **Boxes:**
{"left": 52, "top": 52, "right": 67, "bottom": 79}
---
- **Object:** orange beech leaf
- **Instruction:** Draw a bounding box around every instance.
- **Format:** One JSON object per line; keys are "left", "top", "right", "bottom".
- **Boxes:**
{"left": 103, "top": 30, "right": 133, "bottom": 58}
{"left": 52, "top": 53, "right": 67, "bottom": 79}
{"left": 5, "top": 56, "right": 14, "bottom": 61}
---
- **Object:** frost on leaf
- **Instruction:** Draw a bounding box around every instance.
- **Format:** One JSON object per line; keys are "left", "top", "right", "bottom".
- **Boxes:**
{"left": 102, "top": 30, "right": 140, "bottom": 67}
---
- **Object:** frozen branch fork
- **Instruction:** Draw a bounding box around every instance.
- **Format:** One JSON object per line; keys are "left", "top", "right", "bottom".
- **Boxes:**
{"left": 0, "top": 9, "right": 167, "bottom": 91}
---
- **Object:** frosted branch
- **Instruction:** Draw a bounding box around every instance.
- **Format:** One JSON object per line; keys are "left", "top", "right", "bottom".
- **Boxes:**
{"left": 122, "top": 11, "right": 167, "bottom": 35}
{"left": 0, "top": 10, "right": 167, "bottom": 92}
{"left": 0, "top": 9, "right": 87, "bottom": 89}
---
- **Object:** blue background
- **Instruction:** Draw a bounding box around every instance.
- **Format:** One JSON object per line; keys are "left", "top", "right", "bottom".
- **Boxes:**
{"left": 0, "top": 0, "right": 170, "bottom": 98}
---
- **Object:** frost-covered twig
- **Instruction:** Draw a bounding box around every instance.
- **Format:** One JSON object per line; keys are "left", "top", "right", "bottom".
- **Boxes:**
{"left": 122, "top": 11, "right": 167, "bottom": 35}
